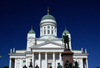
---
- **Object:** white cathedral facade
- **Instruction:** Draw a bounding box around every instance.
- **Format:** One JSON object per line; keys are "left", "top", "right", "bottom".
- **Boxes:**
{"left": 9, "top": 10, "right": 89, "bottom": 68}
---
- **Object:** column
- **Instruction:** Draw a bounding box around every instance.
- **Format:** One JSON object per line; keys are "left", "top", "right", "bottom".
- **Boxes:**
{"left": 9, "top": 58, "right": 12, "bottom": 68}
{"left": 32, "top": 53, "right": 35, "bottom": 68}
{"left": 59, "top": 52, "right": 62, "bottom": 65}
{"left": 80, "top": 59, "right": 83, "bottom": 68}
{"left": 26, "top": 57, "right": 28, "bottom": 67}
{"left": 86, "top": 59, "right": 88, "bottom": 68}
{"left": 20, "top": 59, "right": 23, "bottom": 68}
{"left": 39, "top": 52, "right": 41, "bottom": 68}
{"left": 45, "top": 52, "right": 47, "bottom": 68}
{"left": 15, "top": 59, "right": 17, "bottom": 68}
{"left": 53, "top": 52, "right": 55, "bottom": 68}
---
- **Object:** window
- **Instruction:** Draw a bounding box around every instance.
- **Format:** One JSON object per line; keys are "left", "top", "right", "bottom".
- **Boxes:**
{"left": 23, "top": 60, "right": 26, "bottom": 63}
{"left": 52, "top": 27, "right": 53, "bottom": 29}
{"left": 44, "top": 30, "right": 46, "bottom": 34}
{"left": 48, "top": 30, "right": 50, "bottom": 34}
{"left": 48, "top": 26, "right": 50, "bottom": 29}
{"left": 51, "top": 30, "right": 53, "bottom": 34}
{"left": 44, "top": 27, "right": 46, "bottom": 29}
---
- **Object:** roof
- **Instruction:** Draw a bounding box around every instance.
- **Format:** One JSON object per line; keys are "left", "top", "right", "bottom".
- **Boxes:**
{"left": 41, "top": 13, "right": 56, "bottom": 21}
{"left": 28, "top": 29, "right": 35, "bottom": 34}
{"left": 63, "top": 29, "right": 70, "bottom": 34}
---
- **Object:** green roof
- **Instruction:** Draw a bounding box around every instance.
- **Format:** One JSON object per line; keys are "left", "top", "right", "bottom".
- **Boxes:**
{"left": 63, "top": 29, "right": 69, "bottom": 34}
{"left": 41, "top": 13, "right": 56, "bottom": 21}
{"left": 28, "top": 29, "right": 35, "bottom": 34}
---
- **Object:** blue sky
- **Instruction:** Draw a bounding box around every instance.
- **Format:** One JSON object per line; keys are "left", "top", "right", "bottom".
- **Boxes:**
{"left": 0, "top": 0, "right": 100, "bottom": 68}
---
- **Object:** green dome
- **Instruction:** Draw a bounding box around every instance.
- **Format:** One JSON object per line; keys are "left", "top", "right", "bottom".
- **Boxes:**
{"left": 28, "top": 29, "right": 35, "bottom": 34}
{"left": 63, "top": 30, "right": 69, "bottom": 34}
{"left": 41, "top": 13, "right": 56, "bottom": 21}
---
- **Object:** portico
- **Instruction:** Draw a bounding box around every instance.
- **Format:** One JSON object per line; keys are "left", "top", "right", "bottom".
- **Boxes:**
{"left": 30, "top": 52, "right": 62, "bottom": 68}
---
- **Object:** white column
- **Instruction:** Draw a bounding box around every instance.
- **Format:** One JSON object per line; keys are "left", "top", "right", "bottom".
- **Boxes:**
{"left": 32, "top": 53, "right": 35, "bottom": 68}
{"left": 39, "top": 52, "right": 41, "bottom": 68}
{"left": 20, "top": 59, "right": 23, "bottom": 68}
{"left": 45, "top": 52, "right": 47, "bottom": 68}
{"left": 26, "top": 57, "right": 28, "bottom": 67}
{"left": 53, "top": 52, "right": 56, "bottom": 68}
{"left": 86, "top": 59, "right": 88, "bottom": 68}
{"left": 9, "top": 58, "right": 12, "bottom": 68}
{"left": 59, "top": 52, "right": 62, "bottom": 65}
{"left": 15, "top": 59, "right": 17, "bottom": 68}
{"left": 80, "top": 59, "right": 83, "bottom": 68}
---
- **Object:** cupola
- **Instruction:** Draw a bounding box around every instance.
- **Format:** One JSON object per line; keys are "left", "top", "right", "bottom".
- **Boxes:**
{"left": 40, "top": 8, "right": 57, "bottom": 39}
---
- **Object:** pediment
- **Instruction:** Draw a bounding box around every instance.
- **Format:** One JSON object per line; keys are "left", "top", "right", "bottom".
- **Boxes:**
{"left": 31, "top": 41, "right": 64, "bottom": 49}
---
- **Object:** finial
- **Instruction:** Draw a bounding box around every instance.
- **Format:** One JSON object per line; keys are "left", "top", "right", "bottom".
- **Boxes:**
{"left": 47, "top": 7, "right": 49, "bottom": 14}
{"left": 81, "top": 48, "right": 83, "bottom": 52}
{"left": 85, "top": 49, "right": 87, "bottom": 53}
{"left": 13, "top": 48, "right": 15, "bottom": 52}
{"left": 31, "top": 26, "right": 33, "bottom": 30}
{"left": 10, "top": 49, "right": 12, "bottom": 53}
{"left": 65, "top": 26, "right": 66, "bottom": 30}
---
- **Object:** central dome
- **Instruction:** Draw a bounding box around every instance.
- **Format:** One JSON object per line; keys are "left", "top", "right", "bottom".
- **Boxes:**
{"left": 41, "top": 13, "right": 56, "bottom": 21}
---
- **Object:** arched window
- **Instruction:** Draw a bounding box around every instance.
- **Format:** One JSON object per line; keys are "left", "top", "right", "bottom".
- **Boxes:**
{"left": 44, "top": 30, "right": 46, "bottom": 34}
{"left": 51, "top": 30, "right": 53, "bottom": 34}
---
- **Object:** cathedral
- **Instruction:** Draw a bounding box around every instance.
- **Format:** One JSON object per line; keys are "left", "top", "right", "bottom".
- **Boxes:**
{"left": 9, "top": 9, "right": 89, "bottom": 68}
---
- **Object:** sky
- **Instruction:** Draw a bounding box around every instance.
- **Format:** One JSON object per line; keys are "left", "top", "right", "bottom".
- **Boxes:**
{"left": 0, "top": 0, "right": 100, "bottom": 68}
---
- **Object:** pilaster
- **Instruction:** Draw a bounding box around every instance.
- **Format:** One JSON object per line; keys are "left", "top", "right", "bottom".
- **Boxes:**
{"left": 39, "top": 52, "right": 41, "bottom": 68}
{"left": 32, "top": 53, "right": 35, "bottom": 68}
{"left": 45, "top": 52, "right": 47, "bottom": 68}
{"left": 53, "top": 52, "right": 55, "bottom": 68}
{"left": 86, "top": 58, "right": 88, "bottom": 68}
{"left": 59, "top": 52, "right": 62, "bottom": 65}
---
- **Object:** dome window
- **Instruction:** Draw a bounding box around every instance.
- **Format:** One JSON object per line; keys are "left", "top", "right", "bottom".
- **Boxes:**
{"left": 51, "top": 30, "right": 53, "bottom": 34}
{"left": 48, "top": 30, "right": 50, "bottom": 34}
{"left": 48, "top": 26, "right": 50, "bottom": 29}
{"left": 44, "top": 30, "right": 46, "bottom": 34}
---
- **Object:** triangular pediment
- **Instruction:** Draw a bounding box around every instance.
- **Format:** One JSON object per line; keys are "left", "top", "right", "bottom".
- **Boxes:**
{"left": 31, "top": 41, "right": 64, "bottom": 49}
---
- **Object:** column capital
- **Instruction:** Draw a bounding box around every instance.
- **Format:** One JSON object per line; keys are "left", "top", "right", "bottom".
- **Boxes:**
{"left": 39, "top": 52, "right": 41, "bottom": 54}
{"left": 45, "top": 52, "right": 47, "bottom": 54}
{"left": 53, "top": 52, "right": 55, "bottom": 54}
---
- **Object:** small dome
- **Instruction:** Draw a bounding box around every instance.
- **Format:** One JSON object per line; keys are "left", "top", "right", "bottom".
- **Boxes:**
{"left": 41, "top": 13, "right": 56, "bottom": 21}
{"left": 28, "top": 29, "right": 35, "bottom": 34}
{"left": 63, "top": 30, "right": 69, "bottom": 34}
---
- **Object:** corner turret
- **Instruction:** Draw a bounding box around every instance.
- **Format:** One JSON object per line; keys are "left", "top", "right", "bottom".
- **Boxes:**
{"left": 27, "top": 27, "right": 36, "bottom": 51}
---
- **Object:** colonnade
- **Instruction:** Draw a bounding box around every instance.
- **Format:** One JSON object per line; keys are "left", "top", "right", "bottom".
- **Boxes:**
{"left": 26, "top": 52, "right": 62, "bottom": 68}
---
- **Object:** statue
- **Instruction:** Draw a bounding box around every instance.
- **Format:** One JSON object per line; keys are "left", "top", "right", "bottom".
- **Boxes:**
{"left": 63, "top": 33, "right": 70, "bottom": 50}
{"left": 23, "top": 65, "right": 27, "bottom": 68}
{"left": 29, "top": 64, "right": 33, "bottom": 68}
{"left": 57, "top": 63, "right": 62, "bottom": 68}
{"left": 35, "top": 65, "right": 39, "bottom": 68}
{"left": 75, "top": 61, "right": 79, "bottom": 68}
{"left": 65, "top": 60, "right": 69, "bottom": 68}
{"left": 69, "top": 63, "right": 72, "bottom": 68}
